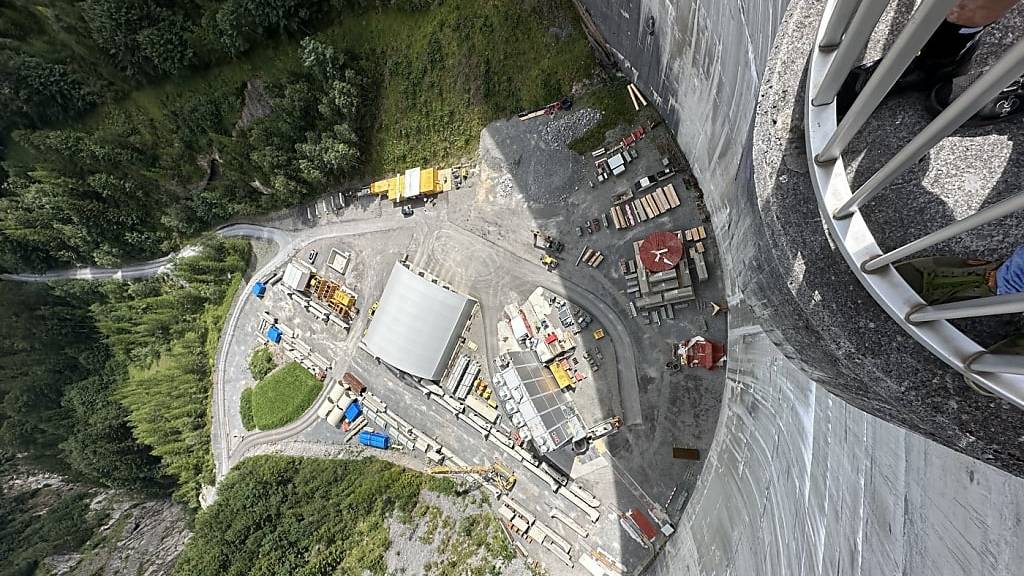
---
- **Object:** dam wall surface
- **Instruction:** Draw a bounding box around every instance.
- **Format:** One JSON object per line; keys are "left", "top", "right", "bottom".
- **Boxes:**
{"left": 576, "top": 0, "right": 1024, "bottom": 574}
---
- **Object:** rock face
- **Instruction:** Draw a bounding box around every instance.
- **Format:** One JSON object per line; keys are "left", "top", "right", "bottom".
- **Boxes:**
{"left": 58, "top": 497, "right": 191, "bottom": 576}
{"left": 4, "top": 464, "right": 190, "bottom": 576}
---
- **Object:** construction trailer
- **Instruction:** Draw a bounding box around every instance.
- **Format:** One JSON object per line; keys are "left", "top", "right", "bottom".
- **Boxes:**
{"left": 369, "top": 166, "right": 445, "bottom": 203}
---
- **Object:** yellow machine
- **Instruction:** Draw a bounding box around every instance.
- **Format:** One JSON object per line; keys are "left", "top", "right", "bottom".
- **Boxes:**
{"left": 428, "top": 461, "right": 517, "bottom": 492}
{"left": 541, "top": 254, "right": 559, "bottom": 271}
{"left": 368, "top": 301, "right": 380, "bottom": 318}
{"left": 369, "top": 166, "right": 443, "bottom": 203}
{"left": 309, "top": 275, "right": 357, "bottom": 317}
{"left": 592, "top": 328, "right": 605, "bottom": 340}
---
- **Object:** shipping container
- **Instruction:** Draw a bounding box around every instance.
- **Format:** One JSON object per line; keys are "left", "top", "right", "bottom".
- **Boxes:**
{"left": 358, "top": 430, "right": 391, "bottom": 449}
{"left": 342, "top": 372, "right": 366, "bottom": 395}
{"left": 627, "top": 509, "right": 658, "bottom": 541}
{"left": 344, "top": 401, "right": 362, "bottom": 423}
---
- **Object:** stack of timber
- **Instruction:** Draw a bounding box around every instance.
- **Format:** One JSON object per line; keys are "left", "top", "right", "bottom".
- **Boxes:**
{"left": 609, "top": 184, "right": 681, "bottom": 230}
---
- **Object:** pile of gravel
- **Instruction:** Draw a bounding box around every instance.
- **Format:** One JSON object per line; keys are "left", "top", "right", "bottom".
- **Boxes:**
{"left": 496, "top": 173, "right": 515, "bottom": 200}
{"left": 539, "top": 108, "right": 602, "bottom": 148}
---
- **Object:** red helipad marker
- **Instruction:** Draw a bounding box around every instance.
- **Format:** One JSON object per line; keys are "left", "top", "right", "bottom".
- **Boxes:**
{"left": 638, "top": 231, "right": 683, "bottom": 272}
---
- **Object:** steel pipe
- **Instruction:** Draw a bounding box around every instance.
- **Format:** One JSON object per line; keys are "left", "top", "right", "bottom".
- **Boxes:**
{"left": 819, "top": 0, "right": 865, "bottom": 50}
{"left": 835, "top": 37, "right": 1024, "bottom": 218}
{"left": 907, "top": 293, "right": 1024, "bottom": 323}
{"left": 863, "top": 192, "right": 1024, "bottom": 271}
{"left": 967, "top": 353, "right": 1024, "bottom": 376}
{"left": 812, "top": 0, "right": 889, "bottom": 106}
{"left": 816, "top": 0, "right": 956, "bottom": 163}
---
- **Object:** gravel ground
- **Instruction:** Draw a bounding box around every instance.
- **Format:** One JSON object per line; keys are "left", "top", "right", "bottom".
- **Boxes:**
{"left": 539, "top": 107, "right": 602, "bottom": 148}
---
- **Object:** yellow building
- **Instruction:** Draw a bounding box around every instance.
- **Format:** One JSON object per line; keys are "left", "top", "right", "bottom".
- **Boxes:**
{"left": 369, "top": 166, "right": 444, "bottom": 202}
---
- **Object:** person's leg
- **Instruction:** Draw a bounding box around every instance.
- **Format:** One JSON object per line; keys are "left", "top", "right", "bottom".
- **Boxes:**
{"left": 926, "top": 0, "right": 1024, "bottom": 124}
{"left": 837, "top": 0, "right": 1021, "bottom": 114}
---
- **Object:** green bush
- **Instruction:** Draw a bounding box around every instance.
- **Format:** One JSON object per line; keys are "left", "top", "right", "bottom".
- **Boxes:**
{"left": 173, "top": 456, "right": 457, "bottom": 576}
{"left": 249, "top": 362, "right": 322, "bottom": 430}
{"left": 239, "top": 388, "right": 255, "bottom": 431}
{"left": 568, "top": 79, "right": 641, "bottom": 154}
{"left": 248, "top": 347, "right": 276, "bottom": 380}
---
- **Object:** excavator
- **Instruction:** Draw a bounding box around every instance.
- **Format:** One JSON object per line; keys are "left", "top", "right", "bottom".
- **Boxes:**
{"left": 428, "top": 461, "right": 517, "bottom": 493}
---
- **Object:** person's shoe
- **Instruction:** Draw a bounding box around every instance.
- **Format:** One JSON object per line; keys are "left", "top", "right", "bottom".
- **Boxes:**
{"left": 836, "top": 42, "right": 979, "bottom": 116}
{"left": 927, "top": 71, "right": 1024, "bottom": 127}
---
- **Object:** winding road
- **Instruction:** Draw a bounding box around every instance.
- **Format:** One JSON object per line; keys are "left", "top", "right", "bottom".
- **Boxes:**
{"left": 2, "top": 210, "right": 642, "bottom": 489}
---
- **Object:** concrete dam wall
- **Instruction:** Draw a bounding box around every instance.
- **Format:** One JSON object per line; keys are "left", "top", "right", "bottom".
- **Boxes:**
{"left": 575, "top": 0, "right": 1024, "bottom": 574}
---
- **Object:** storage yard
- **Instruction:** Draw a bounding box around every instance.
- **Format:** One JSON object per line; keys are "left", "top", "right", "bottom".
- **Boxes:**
{"left": 217, "top": 95, "right": 729, "bottom": 575}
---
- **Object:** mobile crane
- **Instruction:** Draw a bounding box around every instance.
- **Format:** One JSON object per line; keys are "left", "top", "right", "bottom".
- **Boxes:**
{"left": 428, "top": 461, "right": 517, "bottom": 493}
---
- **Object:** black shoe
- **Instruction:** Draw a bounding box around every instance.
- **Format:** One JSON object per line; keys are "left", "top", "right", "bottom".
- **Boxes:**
{"left": 836, "top": 42, "right": 979, "bottom": 116}
{"left": 928, "top": 72, "right": 1024, "bottom": 127}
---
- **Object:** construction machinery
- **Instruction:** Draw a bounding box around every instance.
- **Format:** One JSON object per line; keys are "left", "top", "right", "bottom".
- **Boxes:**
{"left": 428, "top": 461, "right": 517, "bottom": 493}
{"left": 532, "top": 230, "right": 564, "bottom": 253}
{"left": 308, "top": 275, "right": 357, "bottom": 317}
{"left": 541, "top": 254, "right": 559, "bottom": 271}
{"left": 585, "top": 416, "right": 622, "bottom": 442}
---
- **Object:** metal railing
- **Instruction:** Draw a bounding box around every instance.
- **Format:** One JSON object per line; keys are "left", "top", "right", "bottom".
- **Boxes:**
{"left": 805, "top": 0, "right": 1024, "bottom": 408}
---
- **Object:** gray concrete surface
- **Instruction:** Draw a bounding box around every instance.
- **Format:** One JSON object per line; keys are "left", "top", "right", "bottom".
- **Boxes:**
{"left": 651, "top": 300, "right": 1024, "bottom": 576}
{"left": 579, "top": 0, "right": 1024, "bottom": 475}
{"left": 578, "top": 1, "right": 1024, "bottom": 574}
{"left": 750, "top": 0, "right": 1024, "bottom": 475}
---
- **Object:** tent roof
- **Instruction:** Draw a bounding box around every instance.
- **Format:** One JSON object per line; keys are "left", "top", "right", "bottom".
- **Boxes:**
{"left": 362, "top": 263, "right": 475, "bottom": 380}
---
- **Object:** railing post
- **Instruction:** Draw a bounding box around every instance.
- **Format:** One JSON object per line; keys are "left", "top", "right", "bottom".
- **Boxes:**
{"left": 862, "top": 192, "right": 1024, "bottom": 271}
{"left": 812, "top": 0, "right": 889, "bottom": 106}
{"left": 819, "top": 0, "right": 865, "bottom": 50}
{"left": 816, "top": 0, "right": 956, "bottom": 163}
{"left": 834, "top": 37, "right": 1024, "bottom": 219}
{"left": 967, "top": 353, "right": 1024, "bottom": 376}
{"left": 906, "top": 293, "right": 1024, "bottom": 323}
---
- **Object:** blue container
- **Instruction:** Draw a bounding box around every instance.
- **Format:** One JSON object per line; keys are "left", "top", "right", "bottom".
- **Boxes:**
{"left": 251, "top": 282, "right": 266, "bottom": 298}
{"left": 266, "top": 325, "right": 282, "bottom": 343}
{"left": 344, "top": 401, "right": 362, "bottom": 423}
{"left": 358, "top": 430, "right": 390, "bottom": 449}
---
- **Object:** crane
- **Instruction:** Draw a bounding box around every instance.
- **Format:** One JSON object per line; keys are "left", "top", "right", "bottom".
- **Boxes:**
{"left": 585, "top": 416, "right": 622, "bottom": 441}
{"left": 428, "top": 461, "right": 517, "bottom": 492}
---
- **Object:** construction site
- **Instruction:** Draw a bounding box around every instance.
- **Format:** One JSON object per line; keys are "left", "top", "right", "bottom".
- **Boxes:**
{"left": 218, "top": 78, "right": 729, "bottom": 576}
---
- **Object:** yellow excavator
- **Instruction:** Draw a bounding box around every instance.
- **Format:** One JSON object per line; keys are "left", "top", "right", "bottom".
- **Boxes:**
{"left": 428, "top": 461, "right": 517, "bottom": 492}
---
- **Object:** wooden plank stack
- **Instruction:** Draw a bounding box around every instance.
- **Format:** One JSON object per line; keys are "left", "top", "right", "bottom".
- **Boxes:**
{"left": 609, "top": 184, "right": 681, "bottom": 230}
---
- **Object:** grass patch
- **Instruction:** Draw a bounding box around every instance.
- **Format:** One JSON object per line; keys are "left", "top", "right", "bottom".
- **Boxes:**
{"left": 248, "top": 347, "right": 276, "bottom": 380}
{"left": 249, "top": 362, "right": 322, "bottom": 430}
{"left": 320, "top": 0, "right": 594, "bottom": 174}
{"left": 568, "top": 79, "right": 646, "bottom": 154}
{"left": 204, "top": 269, "right": 245, "bottom": 368}
{"left": 239, "top": 388, "right": 255, "bottom": 432}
